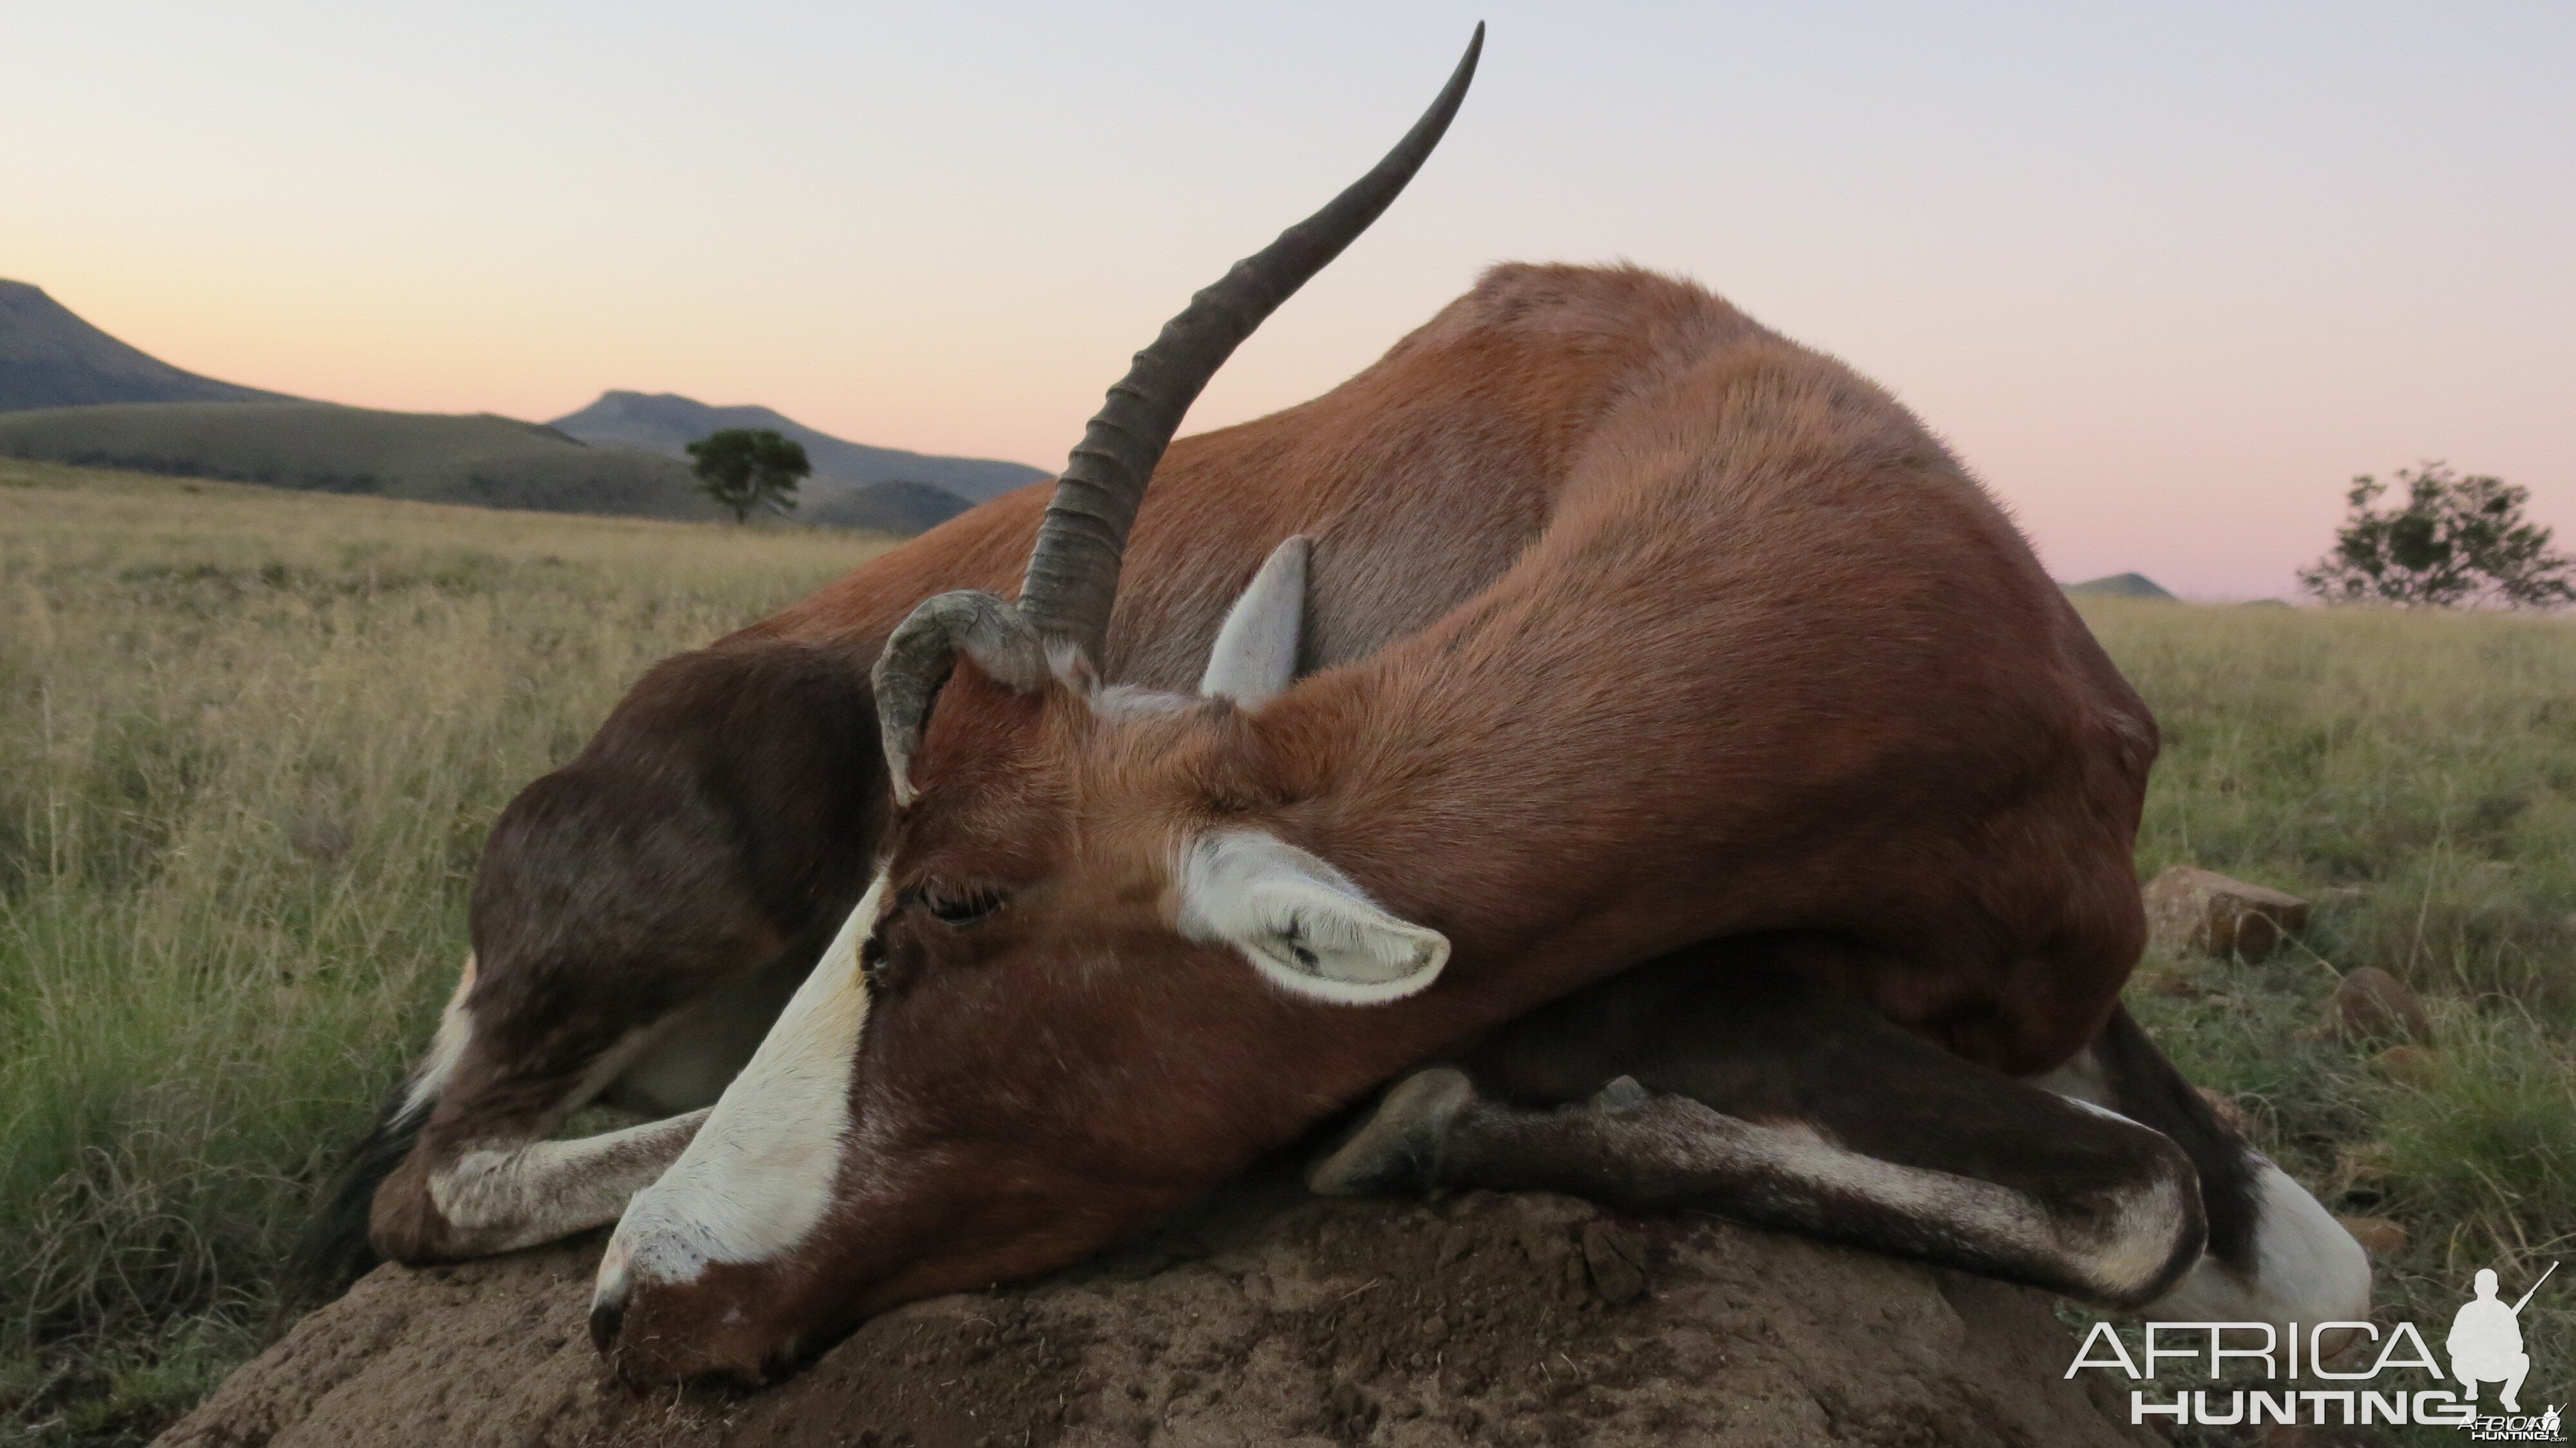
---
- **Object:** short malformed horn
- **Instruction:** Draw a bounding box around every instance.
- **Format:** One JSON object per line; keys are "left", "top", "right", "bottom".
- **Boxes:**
{"left": 1016, "top": 23, "right": 1484, "bottom": 662}
{"left": 873, "top": 591, "right": 1048, "bottom": 805}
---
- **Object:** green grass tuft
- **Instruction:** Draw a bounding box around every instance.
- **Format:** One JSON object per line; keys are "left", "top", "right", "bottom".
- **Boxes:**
{"left": 2093, "top": 596, "right": 2576, "bottom": 1445}
{"left": 0, "top": 460, "right": 881, "bottom": 1443}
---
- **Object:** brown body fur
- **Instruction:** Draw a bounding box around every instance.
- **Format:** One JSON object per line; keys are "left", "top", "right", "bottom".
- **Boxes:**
{"left": 360, "top": 264, "right": 1732, "bottom": 1266}
{"left": 594, "top": 264, "right": 2161, "bottom": 1382}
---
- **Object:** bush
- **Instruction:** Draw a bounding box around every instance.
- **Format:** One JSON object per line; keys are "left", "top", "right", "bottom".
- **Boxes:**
{"left": 2299, "top": 462, "right": 2574, "bottom": 609}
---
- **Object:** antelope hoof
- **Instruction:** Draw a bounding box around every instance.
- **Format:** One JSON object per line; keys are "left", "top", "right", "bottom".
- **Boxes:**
{"left": 1307, "top": 1067, "right": 1473, "bottom": 1197}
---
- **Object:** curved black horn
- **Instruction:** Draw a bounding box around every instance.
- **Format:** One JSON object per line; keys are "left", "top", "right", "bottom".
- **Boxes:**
{"left": 1016, "top": 23, "right": 1484, "bottom": 661}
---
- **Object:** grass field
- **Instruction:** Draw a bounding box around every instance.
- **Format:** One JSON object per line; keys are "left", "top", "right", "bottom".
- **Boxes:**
{"left": 0, "top": 460, "right": 885, "bottom": 1442}
{"left": 3, "top": 458, "right": 2570, "bottom": 1443}
{"left": 2094, "top": 600, "right": 2576, "bottom": 1445}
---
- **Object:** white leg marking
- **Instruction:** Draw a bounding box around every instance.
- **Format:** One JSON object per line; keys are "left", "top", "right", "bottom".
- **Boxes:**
{"left": 399, "top": 953, "right": 479, "bottom": 1124}
{"left": 2045, "top": 1096, "right": 2208, "bottom": 1297}
{"left": 2029, "top": 1053, "right": 2374, "bottom": 1328}
{"left": 402, "top": 960, "right": 740, "bottom": 1259}
{"left": 597, "top": 875, "right": 883, "bottom": 1304}
{"left": 426, "top": 1109, "right": 710, "bottom": 1255}
{"left": 2146, "top": 1157, "right": 2371, "bottom": 1333}
{"left": 1545, "top": 1097, "right": 2194, "bottom": 1304}
{"left": 1750, "top": 1116, "right": 2192, "bottom": 1302}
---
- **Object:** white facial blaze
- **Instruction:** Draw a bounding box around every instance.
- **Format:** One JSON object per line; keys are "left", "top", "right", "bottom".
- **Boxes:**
{"left": 596, "top": 876, "right": 884, "bottom": 1302}
{"left": 1176, "top": 829, "right": 1449, "bottom": 1005}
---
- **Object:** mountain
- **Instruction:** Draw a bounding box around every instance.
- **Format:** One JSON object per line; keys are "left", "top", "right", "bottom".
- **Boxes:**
{"left": 0, "top": 286, "right": 1010, "bottom": 536}
{"left": 0, "top": 401, "right": 724, "bottom": 521}
{"left": 2064, "top": 573, "right": 2179, "bottom": 601}
{"left": 803, "top": 479, "right": 975, "bottom": 536}
{"left": 0, "top": 280, "right": 298, "bottom": 413}
{"left": 549, "top": 391, "right": 1046, "bottom": 506}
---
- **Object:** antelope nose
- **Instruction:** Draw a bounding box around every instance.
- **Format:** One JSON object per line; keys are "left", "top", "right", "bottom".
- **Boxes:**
{"left": 588, "top": 1291, "right": 627, "bottom": 1355}
{"left": 590, "top": 1233, "right": 636, "bottom": 1357}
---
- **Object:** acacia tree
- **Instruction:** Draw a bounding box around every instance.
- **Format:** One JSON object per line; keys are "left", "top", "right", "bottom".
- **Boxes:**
{"left": 686, "top": 428, "right": 811, "bottom": 523}
{"left": 2298, "top": 462, "right": 2573, "bottom": 609}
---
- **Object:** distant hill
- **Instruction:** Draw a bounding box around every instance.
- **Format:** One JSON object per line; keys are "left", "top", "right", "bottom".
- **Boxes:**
{"left": 803, "top": 479, "right": 975, "bottom": 536}
{"left": 0, "top": 285, "right": 1014, "bottom": 535}
{"left": 2065, "top": 572, "right": 2178, "bottom": 601}
{"left": 549, "top": 390, "right": 1045, "bottom": 505}
{"left": 0, "top": 401, "right": 728, "bottom": 522}
{"left": 1, "top": 280, "right": 299, "bottom": 413}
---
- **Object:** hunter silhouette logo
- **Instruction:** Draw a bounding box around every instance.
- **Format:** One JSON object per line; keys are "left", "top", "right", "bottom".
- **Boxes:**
{"left": 2454, "top": 1262, "right": 2552, "bottom": 1413}
{"left": 2458, "top": 1261, "right": 2561, "bottom": 1442}
{"left": 2067, "top": 1258, "right": 2561, "bottom": 1435}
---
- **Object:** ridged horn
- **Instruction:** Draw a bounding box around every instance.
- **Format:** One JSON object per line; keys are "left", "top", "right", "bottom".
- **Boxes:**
{"left": 871, "top": 26, "right": 1482, "bottom": 804}
{"left": 872, "top": 591, "right": 1048, "bottom": 805}
{"left": 1014, "top": 23, "right": 1484, "bottom": 662}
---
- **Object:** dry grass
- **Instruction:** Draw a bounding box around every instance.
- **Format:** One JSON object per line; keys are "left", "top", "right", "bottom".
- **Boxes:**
{"left": 2082, "top": 597, "right": 2576, "bottom": 1445}
{"left": 0, "top": 460, "right": 884, "bottom": 1441}
{"left": 1, "top": 462, "right": 2566, "bottom": 1442}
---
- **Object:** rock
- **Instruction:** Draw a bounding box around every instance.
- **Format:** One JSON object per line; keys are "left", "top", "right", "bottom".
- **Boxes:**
{"left": 2330, "top": 1141, "right": 2393, "bottom": 1200}
{"left": 2335, "top": 1215, "right": 2409, "bottom": 1257}
{"left": 1580, "top": 1219, "right": 1649, "bottom": 1306}
{"left": 2132, "top": 959, "right": 2204, "bottom": 998}
{"left": 2195, "top": 1086, "right": 2254, "bottom": 1138}
{"left": 2333, "top": 966, "right": 2432, "bottom": 1044}
{"left": 2141, "top": 866, "right": 2310, "bottom": 962}
{"left": 2373, "top": 1043, "right": 2438, "bottom": 1083}
{"left": 160, "top": 1177, "right": 2156, "bottom": 1448}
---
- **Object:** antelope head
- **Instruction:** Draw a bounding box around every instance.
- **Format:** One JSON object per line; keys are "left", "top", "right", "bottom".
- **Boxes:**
{"left": 590, "top": 27, "right": 1481, "bottom": 1385}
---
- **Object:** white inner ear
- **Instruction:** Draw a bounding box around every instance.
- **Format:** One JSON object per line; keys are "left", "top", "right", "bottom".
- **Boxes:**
{"left": 1175, "top": 828, "right": 1448, "bottom": 1005}
{"left": 1198, "top": 536, "right": 1309, "bottom": 705}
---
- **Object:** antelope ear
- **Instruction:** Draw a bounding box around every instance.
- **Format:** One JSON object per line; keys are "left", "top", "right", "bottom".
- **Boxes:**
{"left": 1175, "top": 829, "right": 1448, "bottom": 1004}
{"left": 1197, "top": 537, "right": 1309, "bottom": 705}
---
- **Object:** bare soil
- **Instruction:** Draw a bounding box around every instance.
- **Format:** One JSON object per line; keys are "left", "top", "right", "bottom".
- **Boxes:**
{"left": 159, "top": 1177, "right": 2153, "bottom": 1448}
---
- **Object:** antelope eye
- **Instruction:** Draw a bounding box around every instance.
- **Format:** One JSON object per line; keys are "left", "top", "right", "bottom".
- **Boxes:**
{"left": 917, "top": 882, "right": 1005, "bottom": 928}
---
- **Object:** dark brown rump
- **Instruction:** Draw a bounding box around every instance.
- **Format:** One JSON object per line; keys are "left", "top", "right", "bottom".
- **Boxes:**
{"left": 468, "top": 640, "right": 883, "bottom": 1044}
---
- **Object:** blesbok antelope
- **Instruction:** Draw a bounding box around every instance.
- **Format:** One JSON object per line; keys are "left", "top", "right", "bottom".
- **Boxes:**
{"left": 297, "top": 23, "right": 1615, "bottom": 1295}
{"left": 584, "top": 32, "right": 2369, "bottom": 1386}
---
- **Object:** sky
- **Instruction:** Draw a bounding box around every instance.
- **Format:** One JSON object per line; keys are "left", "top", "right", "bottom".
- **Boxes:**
{"left": 7, "top": 2, "right": 2571, "bottom": 598}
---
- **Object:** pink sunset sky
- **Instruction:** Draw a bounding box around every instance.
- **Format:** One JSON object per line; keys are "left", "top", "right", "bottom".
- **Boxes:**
{"left": 9, "top": 2, "right": 2570, "bottom": 599}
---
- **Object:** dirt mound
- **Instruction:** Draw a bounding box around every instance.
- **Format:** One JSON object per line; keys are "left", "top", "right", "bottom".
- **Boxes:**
{"left": 162, "top": 1182, "right": 2152, "bottom": 1448}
